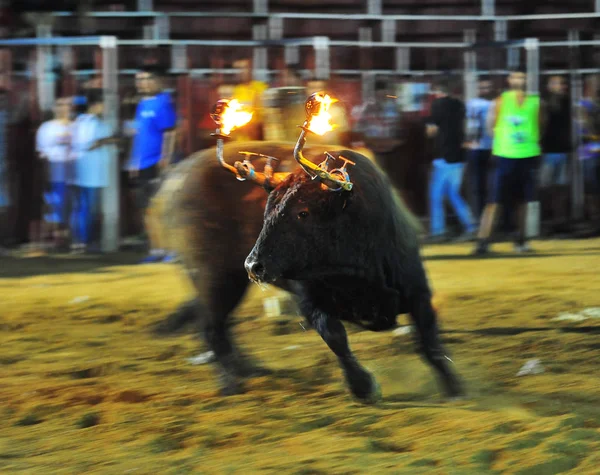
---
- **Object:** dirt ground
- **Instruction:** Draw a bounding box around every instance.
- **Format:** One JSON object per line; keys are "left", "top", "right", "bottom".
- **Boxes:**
{"left": 1, "top": 239, "right": 599, "bottom": 475}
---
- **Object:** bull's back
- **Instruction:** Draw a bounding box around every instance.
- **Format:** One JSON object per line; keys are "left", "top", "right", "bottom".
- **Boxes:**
{"left": 150, "top": 141, "right": 356, "bottom": 277}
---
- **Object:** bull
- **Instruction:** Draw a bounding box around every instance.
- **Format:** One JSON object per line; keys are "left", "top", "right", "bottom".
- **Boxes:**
{"left": 150, "top": 95, "right": 463, "bottom": 403}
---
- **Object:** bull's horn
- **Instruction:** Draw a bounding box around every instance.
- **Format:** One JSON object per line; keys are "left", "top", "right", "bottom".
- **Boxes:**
{"left": 293, "top": 123, "right": 353, "bottom": 192}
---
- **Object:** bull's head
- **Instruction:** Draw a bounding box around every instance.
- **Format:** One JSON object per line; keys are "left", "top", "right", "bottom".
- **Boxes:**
{"left": 244, "top": 92, "right": 362, "bottom": 284}
{"left": 210, "top": 98, "right": 289, "bottom": 191}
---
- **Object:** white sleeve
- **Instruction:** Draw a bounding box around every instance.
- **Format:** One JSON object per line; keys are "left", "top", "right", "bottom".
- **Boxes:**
{"left": 36, "top": 123, "right": 48, "bottom": 155}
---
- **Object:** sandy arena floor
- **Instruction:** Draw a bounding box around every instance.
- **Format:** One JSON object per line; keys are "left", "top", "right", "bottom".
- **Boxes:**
{"left": 1, "top": 239, "right": 599, "bottom": 474}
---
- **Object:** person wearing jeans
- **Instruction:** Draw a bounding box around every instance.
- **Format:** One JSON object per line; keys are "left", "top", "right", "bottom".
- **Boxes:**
{"left": 429, "top": 158, "right": 476, "bottom": 237}
{"left": 466, "top": 78, "right": 495, "bottom": 221}
{"left": 427, "top": 76, "right": 476, "bottom": 241}
{"left": 70, "top": 89, "right": 116, "bottom": 253}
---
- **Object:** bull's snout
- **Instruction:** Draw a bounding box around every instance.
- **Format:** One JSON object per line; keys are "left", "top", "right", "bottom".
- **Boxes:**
{"left": 244, "top": 255, "right": 267, "bottom": 283}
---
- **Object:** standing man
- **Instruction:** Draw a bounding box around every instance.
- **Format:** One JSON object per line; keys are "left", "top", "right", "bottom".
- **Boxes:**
{"left": 70, "top": 89, "right": 116, "bottom": 253}
{"left": 127, "top": 64, "right": 177, "bottom": 263}
{"left": 466, "top": 77, "right": 495, "bottom": 222}
{"left": 426, "top": 76, "right": 476, "bottom": 242}
{"left": 474, "top": 68, "right": 544, "bottom": 255}
{"left": 540, "top": 75, "right": 571, "bottom": 234}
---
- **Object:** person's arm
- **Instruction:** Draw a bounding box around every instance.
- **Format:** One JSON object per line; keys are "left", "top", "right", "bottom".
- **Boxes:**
{"left": 486, "top": 96, "right": 500, "bottom": 137}
{"left": 426, "top": 99, "right": 440, "bottom": 138}
{"left": 539, "top": 98, "right": 546, "bottom": 136}
{"left": 35, "top": 124, "right": 48, "bottom": 159}
{"left": 157, "top": 97, "right": 178, "bottom": 170}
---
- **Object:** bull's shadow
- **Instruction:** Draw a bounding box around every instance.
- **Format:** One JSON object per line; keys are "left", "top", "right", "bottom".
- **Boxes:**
{"left": 422, "top": 252, "right": 598, "bottom": 261}
{"left": 0, "top": 252, "right": 145, "bottom": 278}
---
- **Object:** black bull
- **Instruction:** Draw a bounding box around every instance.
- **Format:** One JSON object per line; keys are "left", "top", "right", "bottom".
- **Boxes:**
{"left": 149, "top": 140, "right": 462, "bottom": 402}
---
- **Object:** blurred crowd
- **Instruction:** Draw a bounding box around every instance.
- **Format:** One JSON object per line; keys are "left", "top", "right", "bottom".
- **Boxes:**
{"left": 1, "top": 56, "right": 600, "bottom": 260}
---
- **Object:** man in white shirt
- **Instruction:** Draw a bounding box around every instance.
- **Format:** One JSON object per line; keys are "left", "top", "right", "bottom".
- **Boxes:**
{"left": 35, "top": 97, "right": 73, "bottom": 251}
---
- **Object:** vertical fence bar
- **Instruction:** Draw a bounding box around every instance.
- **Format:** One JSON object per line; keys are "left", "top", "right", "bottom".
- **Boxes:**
{"left": 252, "top": 23, "right": 268, "bottom": 82}
{"left": 36, "top": 24, "right": 54, "bottom": 114}
{"left": 525, "top": 38, "right": 540, "bottom": 238}
{"left": 569, "top": 30, "right": 584, "bottom": 220}
{"left": 100, "top": 36, "right": 120, "bottom": 253}
{"left": 463, "top": 30, "right": 477, "bottom": 103}
{"left": 313, "top": 36, "right": 330, "bottom": 80}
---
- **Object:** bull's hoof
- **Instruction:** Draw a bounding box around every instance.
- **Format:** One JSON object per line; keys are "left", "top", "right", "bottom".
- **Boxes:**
{"left": 218, "top": 381, "right": 245, "bottom": 396}
{"left": 348, "top": 372, "right": 382, "bottom": 405}
{"left": 218, "top": 373, "right": 245, "bottom": 396}
{"left": 442, "top": 376, "right": 465, "bottom": 400}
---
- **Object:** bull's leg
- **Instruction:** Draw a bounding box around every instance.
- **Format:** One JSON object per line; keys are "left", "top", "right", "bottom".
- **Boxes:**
{"left": 203, "top": 271, "right": 270, "bottom": 395}
{"left": 152, "top": 297, "right": 201, "bottom": 335}
{"left": 309, "top": 308, "right": 381, "bottom": 404}
{"left": 409, "top": 293, "right": 464, "bottom": 399}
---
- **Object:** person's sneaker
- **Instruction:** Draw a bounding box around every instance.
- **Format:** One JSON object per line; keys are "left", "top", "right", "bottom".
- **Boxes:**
{"left": 140, "top": 254, "right": 164, "bottom": 264}
{"left": 70, "top": 243, "right": 85, "bottom": 255}
{"left": 472, "top": 239, "right": 490, "bottom": 256}
{"left": 161, "top": 253, "right": 178, "bottom": 263}
{"left": 514, "top": 241, "right": 533, "bottom": 253}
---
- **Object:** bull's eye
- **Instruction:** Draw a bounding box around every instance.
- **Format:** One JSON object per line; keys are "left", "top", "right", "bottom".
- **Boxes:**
{"left": 298, "top": 210, "right": 309, "bottom": 219}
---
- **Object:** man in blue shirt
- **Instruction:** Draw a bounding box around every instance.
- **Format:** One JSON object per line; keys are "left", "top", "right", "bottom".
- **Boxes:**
{"left": 127, "top": 65, "right": 177, "bottom": 263}
{"left": 465, "top": 78, "right": 495, "bottom": 221}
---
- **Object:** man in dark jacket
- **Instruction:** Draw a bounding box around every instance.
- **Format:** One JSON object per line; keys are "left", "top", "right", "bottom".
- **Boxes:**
{"left": 540, "top": 75, "right": 572, "bottom": 233}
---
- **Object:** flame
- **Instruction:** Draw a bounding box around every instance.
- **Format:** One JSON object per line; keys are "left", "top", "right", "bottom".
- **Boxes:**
{"left": 307, "top": 94, "right": 337, "bottom": 136}
{"left": 221, "top": 99, "right": 253, "bottom": 135}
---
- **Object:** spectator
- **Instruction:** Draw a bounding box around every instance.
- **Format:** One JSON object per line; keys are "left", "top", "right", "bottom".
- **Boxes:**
{"left": 426, "top": 76, "right": 476, "bottom": 242}
{"left": 125, "top": 65, "right": 177, "bottom": 263}
{"left": 466, "top": 77, "right": 495, "bottom": 221}
{"left": 578, "top": 80, "right": 600, "bottom": 235}
{"left": 0, "top": 88, "right": 8, "bottom": 246}
{"left": 540, "top": 75, "right": 571, "bottom": 234}
{"left": 70, "top": 88, "right": 116, "bottom": 253}
{"left": 474, "top": 68, "right": 544, "bottom": 255}
{"left": 353, "top": 79, "right": 403, "bottom": 171}
{"left": 35, "top": 96, "right": 73, "bottom": 251}
{"left": 230, "top": 58, "right": 268, "bottom": 141}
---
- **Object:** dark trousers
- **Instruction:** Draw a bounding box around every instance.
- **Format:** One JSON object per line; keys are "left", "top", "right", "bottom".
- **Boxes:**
{"left": 467, "top": 149, "right": 492, "bottom": 220}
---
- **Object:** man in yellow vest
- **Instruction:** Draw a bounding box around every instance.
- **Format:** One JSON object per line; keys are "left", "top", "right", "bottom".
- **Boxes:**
{"left": 474, "top": 68, "right": 544, "bottom": 255}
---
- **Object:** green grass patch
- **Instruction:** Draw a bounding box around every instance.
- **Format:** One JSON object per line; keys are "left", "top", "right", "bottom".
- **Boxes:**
{"left": 490, "top": 421, "right": 522, "bottom": 434}
{"left": 564, "top": 429, "right": 600, "bottom": 442}
{"left": 507, "top": 432, "right": 550, "bottom": 450}
{"left": 149, "top": 435, "right": 184, "bottom": 453}
{"left": 514, "top": 456, "right": 579, "bottom": 475}
{"left": 408, "top": 458, "right": 439, "bottom": 468}
{"left": 559, "top": 416, "right": 586, "bottom": 430}
{"left": 471, "top": 449, "right": 500, "bottom": 470}
{"left": 296, "top": 415, "right": 336, "bottom": 433}
{"left": 77, "top": 412, "right": 101, "bottom": 429}
{"left": 14, "top": 413, "right": 43, "bottom": 427}
{"left": 546, "top": 441, "right": 590, "bottom": 459}
{"left": 366, "top": 438, "right": 412, "bottom": 453}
